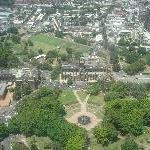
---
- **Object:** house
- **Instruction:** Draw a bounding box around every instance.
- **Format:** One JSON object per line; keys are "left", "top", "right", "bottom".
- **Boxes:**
{"left": 0, "top": 73, "right": 16, "bottom": 83}
{"left": 0, "top": 84, "right": 7, "bottom": 101}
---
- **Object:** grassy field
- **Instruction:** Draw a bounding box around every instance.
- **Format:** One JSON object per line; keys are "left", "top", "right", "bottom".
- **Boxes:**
{"left": 76, "top": 90, "right": 88, "bottom": 101}
{"left": 135, "top": 127, "right": 150, "bottom": 149}
{"left": 89, "top": 138, "right": 123, "bottom": 150}
{"left": 30, "top": 34, "right": 91, "bottom": 54}
{"left": 27, "top": 136, "right": 53, "bottom": 150}
{"left": 12, "top": 142, "right": 30, "bottom": 150}
{"left": 144, "top": 66, "right": 150, "bottom": 74}
{"left": 58, "top": 90, "right": 77, "bottom": 105}
{"left": 88, "top": 94, "right": 105, "bottom": 105}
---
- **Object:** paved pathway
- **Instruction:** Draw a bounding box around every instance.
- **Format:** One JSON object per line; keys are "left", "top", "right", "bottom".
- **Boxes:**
{"left": 73, "top": 90, "right": 90, "bottom": 112}
{"left": 66, "top": 90, "right": 101, "bottom": 130}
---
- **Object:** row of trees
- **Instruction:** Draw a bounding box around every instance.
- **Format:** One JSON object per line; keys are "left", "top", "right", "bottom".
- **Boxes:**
{"left": 87, "top": 80, "right": 148, "bottom": 100}
{"left": 94, "top": 99, "right": 150, "bottom": 147}
{"left": 124, "top": 60, "right": 146, "bottom": 75}
{"left": 0, "top": 87, "right": 87, "bottom": 149}
{"left": 104, "top": 81, "right": 148, "bottom": 101}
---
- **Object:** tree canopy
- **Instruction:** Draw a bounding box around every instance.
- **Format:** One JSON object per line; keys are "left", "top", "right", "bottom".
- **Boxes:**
{"left": 8, "top": 87, "right": 87, "bottom": 148}
{"left": 104, "top": 99, "right": 150, "bottom": 136}
{"left": 121, "top": 138, "right": 139, "bottom": 150}
{"left": 94, "top": 123, "right": 118, "bottom": 146}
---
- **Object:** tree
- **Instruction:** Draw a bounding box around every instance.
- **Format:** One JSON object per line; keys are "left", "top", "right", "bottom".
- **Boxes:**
{"left": 87, "top": 83, "right": 101, "bottom": 96}
{"left": 64, "top": 133, "right": 87, "bottom": 150}
{"left": 55, "top": 31, "right": 64, "bottom": 38}
{"left": 109, "top": 82, "right": 128, "bottom": 98}
{"left": 27, "top": 40, "right": 34, "bottom": 46}
{"left": 94, "top": 123, "right": 118, "bottom": 146}
{"left": 51, "top": 66, "right": 61, "bottom": 80}
{"left": 121, "top": 138, "right": 138, "bottom": 150}
{"left": 46, "top": 50, "right": 59, "bottom": 59}
{"left": 0, "top": 123, "right": 9, "bottom": 141}
{"left": 38, "top": 49, "right": 43, "bottom": 55}
{"left": 146, "top": 54, "right": 150, "bottom": 65}
{"left": 124, "top": 60, "right": 146, "bottom": 75}
{"left": 118, "top": 38, "right": 130, "bottom": 47}
{"left": 104, "top": 91, "right": 122, "bottom": 101}
{"left": 0, "top": 47, "right": 12, "bottom": 68}
{"left": 138, "top": 47, "right": 146, "bottom": 56}
{"left": 7, "top": 27, "right": 18, "bottom": 35}
{"left": 12, "top": 35, "right": 21, "bottom": 44}
{"left": 104, "top": 99, "right": 150, "bottom": 136}
{"left": 67, "top": 78, "right": 73, "bottom": 86}
{"left": 66, "top": 47, "right": 73, "bottom": 55}
{"left": 74, "top": 37, "right": 89, "bottom": 45}
{"left": 129, "top": 83, "right": 147, "bottom": 100}
{"left": 124, "top": 51, "right": 140, "bottom": 64}
{"left": 0, "top": 40, "right": 20, "bottom": 68}
{"left": 30, "top": 136, "right": 38, "bottom": 150}
{"left": 110, "top": 46, "right": 120, "bottom": 72}
{"left": 143, "top": 112, "right": 150, "bottom": 127}
{"left": 13, "top": 83, "right": 33, "bottom": 101}
{"left": 60, "top": 53, "right": 69, "bottom": 62}
{"left": 8, "top": 87, "right": 87, "bottom": 148}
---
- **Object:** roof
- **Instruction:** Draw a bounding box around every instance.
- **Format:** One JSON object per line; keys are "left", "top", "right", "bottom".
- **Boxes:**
{"left": 0, "top": 73, "right": 15, "bottom": 81}
{"left": 0, "top": 83, "right": 7, "bottom": 96}
{"left": 62, "top": 65, "right": 79, "bottom": 70}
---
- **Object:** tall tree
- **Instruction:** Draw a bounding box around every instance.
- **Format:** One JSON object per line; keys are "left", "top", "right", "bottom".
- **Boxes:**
{"left": 121, "top": 138, "right": 138, "bottom": 150}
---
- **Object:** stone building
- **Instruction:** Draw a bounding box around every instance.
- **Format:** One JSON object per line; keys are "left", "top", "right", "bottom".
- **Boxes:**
{"left": 60, "top": 53, "right": 107, "bottom": 82}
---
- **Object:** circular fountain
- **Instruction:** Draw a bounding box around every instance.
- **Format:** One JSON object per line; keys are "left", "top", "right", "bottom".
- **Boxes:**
{"left": 78, "top": 115, "right": 91, "bottom": 125}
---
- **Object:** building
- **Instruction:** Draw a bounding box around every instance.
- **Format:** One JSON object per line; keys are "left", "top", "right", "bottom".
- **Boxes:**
{"left": 0, "top": 84, "right": 7, "bottom": 101}
{"left": 0, "top": 73, "right": 16, "bottom": 83}
{"left": 60, "top": 53, "right": 107, "bottom": 82}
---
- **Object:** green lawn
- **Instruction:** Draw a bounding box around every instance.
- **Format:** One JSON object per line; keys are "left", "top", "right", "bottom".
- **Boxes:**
{"left": 27, "top": 136, "right": 53, "bottom": 150}
{"left": 89, "top": 131, "right": 124, "bottom": 150}
{"left": 88, "top": 94, "right": 105, "bottom": 105}
{"left": 30, "top": 34, "right": 91, "bottom": 53}
{"left": 12, "top": 142, "right": 30, "bottom": 150}
{"left": 135, "top": 127, "right": 150, "bottom": 149}
{"left": 76, "top": 90, "right": 88, "bottom": 101}
{"left": 58, "top": 90, "right": 77, "bottom": 105}
{"left": 143, "top": 66, "right": 150, "bottom": 74}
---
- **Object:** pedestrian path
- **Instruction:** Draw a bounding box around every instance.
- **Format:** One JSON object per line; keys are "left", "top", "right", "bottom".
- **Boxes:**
{"left": 73, "top": 90, "right": 90, "bottom": 112}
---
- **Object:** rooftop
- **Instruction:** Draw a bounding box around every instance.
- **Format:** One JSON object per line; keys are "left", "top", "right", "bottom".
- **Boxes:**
{"left": 0, "top": 83, "right": 7, "bottom": 96}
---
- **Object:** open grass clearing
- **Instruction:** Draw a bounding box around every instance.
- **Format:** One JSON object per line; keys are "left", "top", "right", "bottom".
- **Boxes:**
{"left": 87, "top": 104, "right": 104, "bottom": 119}
{"left": 58, "top": 90, "right": 77, "bottom": 105}
{"left": 65, "top": 104, "right": 81, "bottom": 118}
{"left": 88, "top": 94, "right": 105, "bottom": 106}
{"left": 143, "top": 66, "right": 150, "bottom": 74}
{"left": 27, "top": 136, "right": 52, "bottom": 150}
{"left": 135, "top": 127, "right": 150, "bottom": 149}
{"left": 30, "top": 34, "right": 91, "bottom": 54}
{"left": 12, "top": 141, "right": 30, "bottom": 150}
{"left": 76, "top": 90, "right": 88, "bottom": 101}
